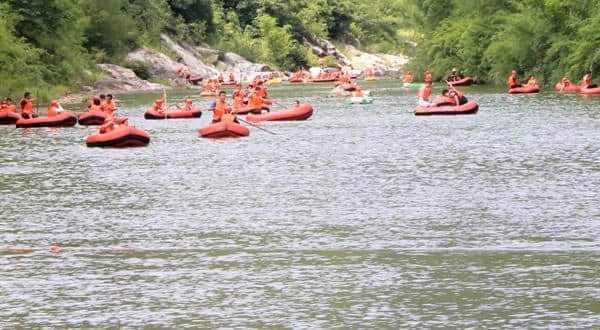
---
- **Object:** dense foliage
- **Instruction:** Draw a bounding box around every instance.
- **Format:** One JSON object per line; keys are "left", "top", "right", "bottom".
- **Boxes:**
{"left": 0, "top": 0, "right": 598, "bottom": 97}
{"left": 409, "top": 0, "right": 600, "bottom": 84}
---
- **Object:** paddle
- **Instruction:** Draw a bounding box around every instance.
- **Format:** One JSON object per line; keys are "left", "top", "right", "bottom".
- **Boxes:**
{"left": 163, "top": 88, "right": 168, "bottom": 120}
{"left": 444, "top": 80, "right": 461, "bottom": 108}
{"left": 206, "top": 108, "right": 278, "bottom": 135}
{"left": 237, "top": 117, "right": 277, "bottom": 135}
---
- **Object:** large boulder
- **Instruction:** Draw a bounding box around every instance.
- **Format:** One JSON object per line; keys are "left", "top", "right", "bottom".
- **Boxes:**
{"left": 218, "top": 52, "right": 271, "bottom": 73}
{"left": 94, "top": 64, "right": 165, "bottom": 92}
{"left": 126, "top": 47, "right": 181, "bottom": 79}
{"left": 345, "top": 45, "right": 408, "bottom": 76}
{"left": 160, "top": 35, "right": 218, "bottom": 76}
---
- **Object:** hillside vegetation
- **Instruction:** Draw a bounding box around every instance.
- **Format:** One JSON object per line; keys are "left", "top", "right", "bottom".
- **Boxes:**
{"left": 0, "top": 0, "right": 598, "bottom": 97}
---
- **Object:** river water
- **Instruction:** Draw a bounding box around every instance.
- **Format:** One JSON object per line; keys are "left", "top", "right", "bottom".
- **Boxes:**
{"left": 1, "top": 81, "right": 599, "bottom": 328}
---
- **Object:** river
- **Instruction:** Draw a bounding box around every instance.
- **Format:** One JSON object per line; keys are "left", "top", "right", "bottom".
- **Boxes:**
{"left": 1, "top": 81, "right": 599, "bottom": 328}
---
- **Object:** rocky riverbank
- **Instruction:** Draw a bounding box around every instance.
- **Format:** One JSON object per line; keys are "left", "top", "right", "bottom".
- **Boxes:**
{"left": 60, "top": 34, "right": 408, "bottom": 104}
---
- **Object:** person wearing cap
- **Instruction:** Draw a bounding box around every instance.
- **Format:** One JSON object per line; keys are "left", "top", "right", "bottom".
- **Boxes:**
{"left": 448, "top": 68, "right": 461, "bottom": 82}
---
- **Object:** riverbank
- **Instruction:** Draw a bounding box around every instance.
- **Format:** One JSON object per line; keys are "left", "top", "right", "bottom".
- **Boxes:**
{"left": 58, "top": 34, "right": 409, "bottom": 104}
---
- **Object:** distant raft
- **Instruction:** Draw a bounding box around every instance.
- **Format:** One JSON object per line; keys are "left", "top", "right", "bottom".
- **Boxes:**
{"left": 0, "top": 111, "right": 20, "bottom": 125}
{"left": 508, "top": 85, "right": 540, "bottom": 94}
{"left": 199, "top": 121, "right": 250, "bottom": 138}
{"left": 580, "top": 86, "right": 600, "bottom": 95}
{"left": 16, "top": 112, "right": 77, "bottom": 128}
{"left": 554, "top": 83, "right": 581, "bottom": 93}
{"left": 86, "top": 126, "right": 150, "bottom": 148}
{"left": 246, "top": 104, "right": 313, "bottom": 122}
{"left": 448, "top": 77, "right": 474, "bottom": 87}
{"left": 415, "top": 100, "right": 479, "bottom": 116}
{"left": 78, "top": 110, "right": 108, "bottom": 126}
{"left": 144, "top": 107, "right": 202, "bottom": 120}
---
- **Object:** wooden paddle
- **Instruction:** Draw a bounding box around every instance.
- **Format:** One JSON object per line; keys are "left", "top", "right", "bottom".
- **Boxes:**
{"left": 206, "top": 108, "right": 278, "bottom": 135}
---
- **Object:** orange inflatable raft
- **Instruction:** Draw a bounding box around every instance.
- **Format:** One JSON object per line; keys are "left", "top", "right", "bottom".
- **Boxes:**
{"left": 199, "top": 121, "right": 250, "bottom": 138}
{"left": 86, "top": 126, "right": 150, "bottom": 148}
{"left": 508, "top": 85, "right": 540, "bottom": 94}
{"left": 144, "top": 107, "right": 202, "bottom": 119}
{"left": 415, "top": 100, "right": 479, "bottom": 116}
{"left": 78, "top": 110, "right": 108, "bottom": 126}
{"left": 16, "top": 112, "right": 77, "bottom": 128}
{"left": 0, "top": 111, "right": 20, "bottom": 125}
{"left": 581, "top": 86, "right": 600, "bottom": 95}
{"left": 555, "top": 83, "right": 581, "bottom": 93}
{"left": 246, "top": 104, "right": 313, "bottom": 122}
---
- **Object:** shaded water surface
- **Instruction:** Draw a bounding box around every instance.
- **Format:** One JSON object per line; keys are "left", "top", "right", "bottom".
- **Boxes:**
{"left": 1, "top": 81, "right": 599, "bottom": 327}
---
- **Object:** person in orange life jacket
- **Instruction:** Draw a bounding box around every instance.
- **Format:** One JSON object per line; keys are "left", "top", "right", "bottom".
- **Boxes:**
{"left": 561, "top": 76, "right": 572, "bottom": 87}
{"left": 210, "top": 91, "right": 229, "bottom": 123}
{"left": 99, "top": 117, "right": 115, "bottom": 134}
{"left": 175, "top": 98, "right": 195, "bottom": 111}
{"left": 102, "top": 94, "right": 117, "bottom": 116}
{"left": 248, "top": 87, "right": 270, "bottom": 113}
{"left": 218, "top": 73, "right": 224, "bottom": 83}
{"left": 441, "top": 87, "right": 468, "bottom": 106}
{"left": 232, "top": 84, "right": 246, "bottom": 109}
{"left": 354, "top": 86, "right": 364, "bottom": 97}
{"left": 152, "top": 99, "right": 165, "bottom": 114}
{"left": 229, "top": 72, "right": 235, "bottom": 82}
{"left": 1, "top": 98, "right": 17, "bottom": 113}
{"left": 582, "top": 72, "right": 597, "bottom": 88}
{"left": 404, "top": 71, "right": 414, "bottom": 83}
{"left": 46, "top": 100, "right": 64, "bottom": 117}
{"left": 257, "top": 81, "right": 268, "bottom": 98}
{"left": 448, "top": 68, "right": 462, "bottom": 82}
{"left": 417, "top": 82, "right": 434, "bottom": 107}
{"left": 19, "top": 92, "right": 38, "bottom": 119}
{"left": 507, "top": 70, "right": 521, "bottom": 88}
{"left": 89, "top": 96, "right": 103, "bottom": 112}
{"left": 526, "top": 76, "right": 537, "bottom": 86}
{"left": 424, "top": 70, "right": 433, "bottom": 83}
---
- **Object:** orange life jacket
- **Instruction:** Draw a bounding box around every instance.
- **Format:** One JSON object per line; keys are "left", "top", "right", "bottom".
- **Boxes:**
{"left": 20, "top": 99, "right": 33, "bottom": 115}
{"left": 233, "top": 90, "right": 245, "bottom": 108}
{"left": 446, "top": 90, "right": 464, "bottom": 104}
{"left": 47, "top": 106, "right": 58, "bottom": 117}
{"left": 354, "top": 89, "right": 364, "bottom": 97}
{"left": 248, "top": 94, "right": 263, "bottom": 110}
{"left": 258, "top": 87, "right": 268, "bottom": 98}
{"left": 424, "top": 72, "right": 432, "bottom": 83}
{"left": 221, "top": 113, "right": 236, "bottom": 122}
{"left": 90, "top": 104, "right": 102, "bottom": 112}
{"left": 419, "top": 86, "right": 432, "bottom": 101}
{"left": 507, "top": 75, "right": 518, "bottom": 87}
{"left": 2, "top": 103, "right": 16, "bottom": 113}
{"left": 213, "top": 99, "right": 228, "bottom": 121}
{"left": 102, "top": 100, "right": 115, "bottom": 115}
{"left": 527, "top": 78, "right": 537, "bottom": 86}
{"left": 229, "top": 73, "right": 235, "bottom": 81}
